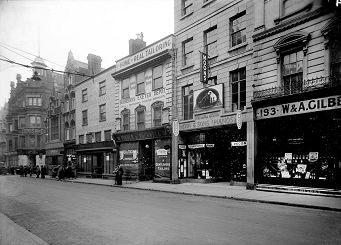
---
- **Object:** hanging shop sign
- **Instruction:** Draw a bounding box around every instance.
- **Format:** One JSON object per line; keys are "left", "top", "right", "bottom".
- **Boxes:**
{"left": 116, "top": 35, "right": 173, "bottom": 72}
{"left": 200, "top": 51, "right": 209, "bottom": 84}
{"left": 255, "top": 95, "right": 341, "bottom": 120}
{"left": 172, "top": 119, "right": 179, "bottom": 137}
{"left": 231, "top": 141, "right": 247, "bottom": 146}
{"left": 193, "top": 84, "right": 223, "bottom": 112}
{"left": 236, "top": 110, "right": 242, "bottom": 129}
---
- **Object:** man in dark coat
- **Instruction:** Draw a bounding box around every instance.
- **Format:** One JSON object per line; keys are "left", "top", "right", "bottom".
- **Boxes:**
{"left": 115, "top": 164, "right": 123, "bottom": 185}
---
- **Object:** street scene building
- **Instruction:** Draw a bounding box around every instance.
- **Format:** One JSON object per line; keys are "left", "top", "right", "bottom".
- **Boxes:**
{"left": 252, "top": 0, "right": 341, "bottom": 189}
{"left": 1, "top": 0, "right": 340, "bottom": 191}
{"left": 174, "top": 0, "right": 254, "bottom": 186}
{"left": 111, "top": 35, "right": 175, "bottom": 181}
{"left": 74, "top": 63, "right": 117, "bottom": 179}
{"left": 4, "top": 57, "right": 63, "bottom": 168}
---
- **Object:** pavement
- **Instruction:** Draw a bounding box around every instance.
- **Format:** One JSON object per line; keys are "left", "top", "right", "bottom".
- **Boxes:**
{"left": 53, "top": 175, "right": 341, "bottom": 212}
{"left": 1, "top": 175, "right": 341, "bottom": 245}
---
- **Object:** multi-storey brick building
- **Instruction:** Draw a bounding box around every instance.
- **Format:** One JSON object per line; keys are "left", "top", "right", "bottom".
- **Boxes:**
{"left": 111, "top": 35, "right": 175, "bottom": 181}
{"left": 74, "top": 63, "right": 117, "bottom": 178}
{"left": 4, "top": 57, "right": 63, "bottom": 168}
{"left": 174, "top": 0, "right": 254, "bottom": 186}
{"left": 251, "top": 0, "right": 341, "bottom": 189}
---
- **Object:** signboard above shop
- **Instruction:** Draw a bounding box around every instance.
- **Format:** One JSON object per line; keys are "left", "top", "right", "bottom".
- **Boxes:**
{"left": 115, "top": 35, "right": 173, "bottom": 72}
{"left": 255, "top": 95, "right": 341, "bottom": 120}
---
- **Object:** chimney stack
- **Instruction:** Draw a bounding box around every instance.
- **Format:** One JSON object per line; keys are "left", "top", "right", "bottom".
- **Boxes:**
{"left": 129, "top": 32, "right": 146, "bottom": 55}
{"left": 87, "top": 54, "right": 102, "bottom": 75}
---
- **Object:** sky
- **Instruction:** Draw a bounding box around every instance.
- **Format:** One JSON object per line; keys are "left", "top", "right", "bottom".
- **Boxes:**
{"left": 0, "top": 0, "right": 174, "bottom": 107}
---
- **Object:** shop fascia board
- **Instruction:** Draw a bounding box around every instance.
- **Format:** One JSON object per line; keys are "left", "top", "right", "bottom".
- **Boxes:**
{"left": 111, "top": 50, "right": 171, "bottom": 80}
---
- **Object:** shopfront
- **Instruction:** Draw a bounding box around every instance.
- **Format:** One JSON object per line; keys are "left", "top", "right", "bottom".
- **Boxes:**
{"left": 114, "top": 126, "right": 171, "bottom": 181}
{"left": 179, "top": 124, "right": 247, "bottom": 182}
{"left": 255, "top": 95, "right": 341, "bottom": 189}
{"left": 75, "top": 141, "right": 116, "bottom": 178}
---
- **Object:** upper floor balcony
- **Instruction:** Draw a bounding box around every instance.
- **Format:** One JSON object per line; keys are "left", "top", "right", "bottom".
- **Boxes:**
{"left": 253, "top": 75, "right": 340, "bottom": 102}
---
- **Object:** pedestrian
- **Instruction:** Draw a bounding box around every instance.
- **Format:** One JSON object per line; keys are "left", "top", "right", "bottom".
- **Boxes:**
{"left": 41, "top": 165, "right": 46, "bottom": 179}
{"left": 36, "top": 166, "right": 41, "bottom": 178}
{"left": 115, "top": 164, "right": 123, "bottom": 185}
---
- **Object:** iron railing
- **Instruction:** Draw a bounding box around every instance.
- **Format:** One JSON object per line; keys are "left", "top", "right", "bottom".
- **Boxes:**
{"left": 253, "top": 76, "right": 340, "bottom": 101}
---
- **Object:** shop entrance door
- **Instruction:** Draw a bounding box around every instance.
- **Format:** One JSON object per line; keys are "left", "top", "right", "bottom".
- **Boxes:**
{"left": 139, "top": 140, "right": 154, "bottom": 180}
{"left": 230, "top": 145, "right": 247, "bottom": 182}
{"left": 93, "top": 153, "right": 103, "bottom": 177}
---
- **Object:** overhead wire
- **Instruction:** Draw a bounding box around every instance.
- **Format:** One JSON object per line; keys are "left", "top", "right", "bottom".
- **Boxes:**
{"left": 0, "top": 57, "right": 93, "bottom": 78}
{"left": 0, "top": 41, "right": 88, "bottom": 77}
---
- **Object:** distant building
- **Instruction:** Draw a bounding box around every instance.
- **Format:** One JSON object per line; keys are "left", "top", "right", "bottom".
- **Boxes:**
{"left": 0, "top": 103, "right": 8, "bottom": 166}
{"left": 45, "top": 51, "right": 101, "bottom": 168}
{"left": 4, "top": 57, "right": 63, "bottom": 168}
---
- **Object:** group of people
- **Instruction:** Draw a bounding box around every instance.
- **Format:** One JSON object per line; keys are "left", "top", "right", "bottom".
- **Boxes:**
{"left": 18, "top": 165, "right": 47, "bottom": 178}
{"left": 51, "top": 161, "right": 76, "bottom": 180}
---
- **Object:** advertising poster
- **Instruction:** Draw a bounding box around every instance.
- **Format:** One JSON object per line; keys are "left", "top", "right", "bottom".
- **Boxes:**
{"left": 119, "top": 142, "right": 139, "bottom": 175}
{"left": 154, "top": 139, "right": 171, "bottom": 179}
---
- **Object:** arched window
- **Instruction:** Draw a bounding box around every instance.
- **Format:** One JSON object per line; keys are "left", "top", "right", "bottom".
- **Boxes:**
{"left": 70, "top": 120, "right": 75, "bottom": 140}
{"left": 321, "top": 18, "right": 341, "bottom": 79}
{"left": 273, "top": 31, "right": 310, "bottom": 95}
{"left": 121, "top": 109, "right": 130, "bottom": 131}
{"left": 135, "top": 105, "right": 146, "bottom": 130}
{"left": 151, "top": 101, "right": 164, "bottom": 127}
{"left": 65, "top": 122, "right": 70, "bottom": 141}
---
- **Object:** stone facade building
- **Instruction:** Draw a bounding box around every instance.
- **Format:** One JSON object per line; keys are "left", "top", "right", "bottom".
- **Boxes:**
{"left": 174, "top": 0, "right": 254, "bottom": 186}
{"left": 4, "top": 57, "right": 63, "bottom": 168}
{"left": 251, "top": 0, "right": 341, "bottom": 189}
{"left": 111, "top": 35, "right": 175, "bottom": 181}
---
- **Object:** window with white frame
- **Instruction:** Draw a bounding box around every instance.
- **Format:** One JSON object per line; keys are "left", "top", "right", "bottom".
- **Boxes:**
{"left": 152, "top": 65, "right": 163, "bottom": 90}
{"left": 99, "top": 104, "right": 106, "bottom": 121}
{"left": 19, "top": 117, "right": 26, "bottom": 128}
{"left": 82, "top": 110, "right": 88, "bottom": 126}
{"left": 79, "top": 135, "right": 84, "bottom": 144}
{"left": 231, "top": 68, "right": 246, "bottom": 111}
{"left": 122, "top": 78, "right": 130, "bottom": 99}
{"left": 29, "top": 115, "right": 41, "bottom": 128}
{"left": 136, "top": 72, "right": 145, "bottom": 95}
{"left": 86, "top": 133, "right": 92, "bottom": 143}
{"left": 182, "top": 84, "right": 193, "bottom": 120}
{"left": 181, "top": 0, "right": 193, "bottom": 16}
{"left": 104, "top": 130, "right": 111, "bottom": 141}
{"left": 82, "top": 89, "right": 88, "bottom": 102}
{"left": 51, "top": 117, "right": 59, "bottom": 140}
{"left": 99, "top": 81, "right": 106, "bottom": 96}
{"left": 282, "top": 50, "right": 303, "bottom": 95}
{"left": 136, "top": 106, "right": 145, "bottom": 130}
{"left": 204, "top": 26, "right": 217, "bottom": 58}
{"left": 28, "top": 97, "right": 42, "bottom": 106}
{"left": 152, "top": 102, "right": 163, "bottom": 127}
{"left": 95, "top": 132, "right": 101, "bottom": 142}
{"left": 230, "top": 12, "right": 246, "bottom": 47}
{"left": 122, "top": 110, "right": 130, "bottom": 131}
{"left": 183, "top": 37, "right": 193, "bottom": 66}
{"left": 68, "top": 75, "right": 72, "bottom": 85}
{"left": 65, "top": 123, "right": 70, "bottom": 141}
